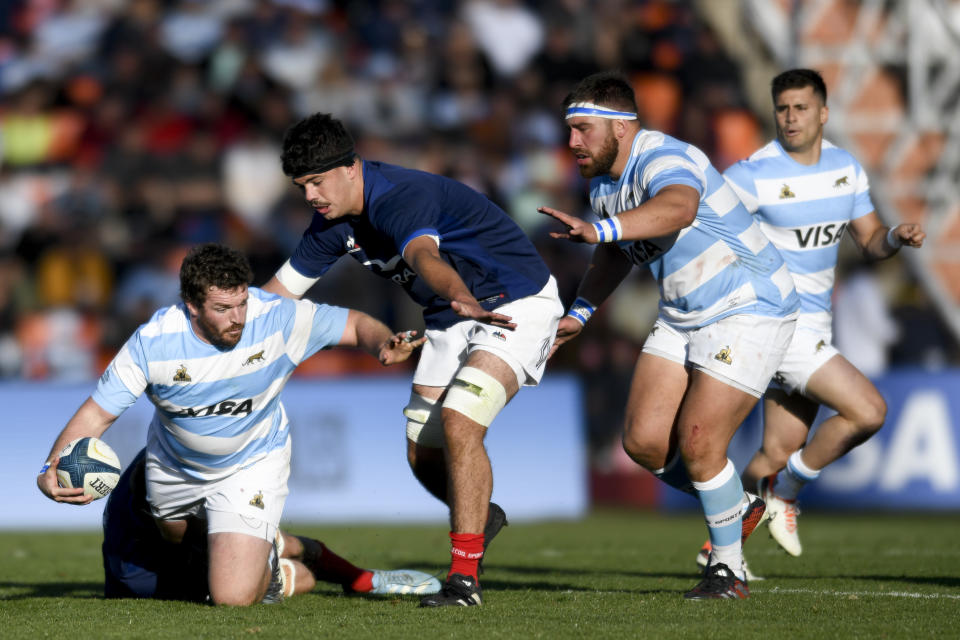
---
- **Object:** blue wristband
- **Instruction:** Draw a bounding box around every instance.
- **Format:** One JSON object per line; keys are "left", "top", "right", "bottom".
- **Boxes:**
{"left": 567, "top": 297, "right": 597, "bottom": 326}
{"left": 592, "top": 216, "right": 623, "bottom": 243}
{"left": 39, "top": 462, "right": 51, "bottom": 475}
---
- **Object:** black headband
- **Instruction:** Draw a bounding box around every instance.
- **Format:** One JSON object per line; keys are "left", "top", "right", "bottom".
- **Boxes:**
{"left": 293, "top": 150, "right": 357, "bottom": 179}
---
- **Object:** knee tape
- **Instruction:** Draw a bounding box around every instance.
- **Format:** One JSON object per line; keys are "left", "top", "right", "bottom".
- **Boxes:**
{"left": 404, "top": 392, "right": 445, "bottom": 447}
{"left": 442, "top": 366, "right": 507, "bottom": 427}
{"left": 279, "top": 559, "right": 296, "bottom": 597}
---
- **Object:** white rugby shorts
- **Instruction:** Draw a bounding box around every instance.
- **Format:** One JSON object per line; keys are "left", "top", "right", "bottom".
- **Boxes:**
{"left": 771, "top": 325, "right": 840, "bottom": 395}
{"left": 145, "top": 437, "right": 291, "bottom": 542}
{"left": 642, "top": 311, "right": 798, "bottom": 397}
{"left": 412, "top": 277, "right": 563, "bottom": 389}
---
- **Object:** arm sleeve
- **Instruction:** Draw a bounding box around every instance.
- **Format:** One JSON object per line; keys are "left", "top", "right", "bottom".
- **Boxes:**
{"left": 852, "top": 160, "right": 876, "bottom": 220}
{"left": 639, "top": 150, "right": 707, "bottom": 198}
{"left": 369, "top": 184, "right": 443, "bottom": 257}
{"left": 289, "top": 218, "right": 346, "bottom": 278}
{"left": 91, "top": 334, "right": 149, "bottom": 416}
{"left": 282, "top": 297, "right": 351, "bottom": 365}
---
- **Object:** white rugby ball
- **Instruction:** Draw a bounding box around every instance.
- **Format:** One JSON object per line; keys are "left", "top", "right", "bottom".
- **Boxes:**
{"left": 56, "top": 437, "right": 122, "bottom": 500}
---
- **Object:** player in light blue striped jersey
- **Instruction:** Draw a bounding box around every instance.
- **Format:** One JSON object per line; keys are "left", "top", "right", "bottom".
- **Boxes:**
{"left": 541, "top": 71, "right": 800, "bottom": 599}
{"left": 38, "top": 243, "right": 426, "bottom": 606}
{"left": 721, "top": 69, "right": 924, "bottom": 558}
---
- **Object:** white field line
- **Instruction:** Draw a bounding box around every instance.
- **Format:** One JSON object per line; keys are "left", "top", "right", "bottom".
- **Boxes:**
{"left": 758, "top": 587, "right": 960, "bottom": 600}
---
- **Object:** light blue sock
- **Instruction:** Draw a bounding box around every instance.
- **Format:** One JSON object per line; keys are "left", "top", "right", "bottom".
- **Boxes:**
{"left": 693, "top": 459, "right": 746, "bottom": 578}
{"left": 775, "top": 450, "right": 821, "bottom": 501}
{"left": 652, "top": 451, "right": 695, "bottom": 495}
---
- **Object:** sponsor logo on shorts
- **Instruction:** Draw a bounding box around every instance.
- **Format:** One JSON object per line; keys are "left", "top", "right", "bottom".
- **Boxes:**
{"left": 249, "top": 492, "right": 265, "bottom": 509}
{"left": 779, "top": 184, "right": 796, "bottom": 199}
{"left": 815, "top": 339, "right": 826, "bottom": 353}
{"left": 536, "top": 336, "right": 551, "bottom": 368}
{"left": 243, "top": 350, "right": 266, "bottom": 366}
{"left": 492, "top": 330, "right": 507, "bottom": 342}
{"left": 714, "top": 346, "right": 733, "bottom": 365}
{"left": 173, "top": 364, "right": 192, "bottom": 382}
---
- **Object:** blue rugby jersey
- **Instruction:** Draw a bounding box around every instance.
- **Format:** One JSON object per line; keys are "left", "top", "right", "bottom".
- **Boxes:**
{"left": 91, "top": 287, "right": 348, "bottom": 481}
{"left": 590, "top": 130, "right": 799, "bottom": 328}
{"left": 288, "top": 161, "right": 551, "bottom": 329}
{"left": 723, "top": 139, "right": 874, "bottom": 331}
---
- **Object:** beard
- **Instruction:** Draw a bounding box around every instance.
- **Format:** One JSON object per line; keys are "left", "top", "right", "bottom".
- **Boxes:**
{"left": 196, "top": 315, "right": 244, "bottom": 350}
{"left": 577, "top": 130, "right": 619, "bottom": 178}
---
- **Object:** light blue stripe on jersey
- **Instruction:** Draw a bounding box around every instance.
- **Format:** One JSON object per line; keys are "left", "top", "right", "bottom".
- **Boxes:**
{"left": 591, "top": 130, "right": 798, "bottom": 328}
{"left": 723, "top": 139, "right": 874, "bottom": 321}
{"left": 92, "top": 287, "right": 349, "bottom": 481}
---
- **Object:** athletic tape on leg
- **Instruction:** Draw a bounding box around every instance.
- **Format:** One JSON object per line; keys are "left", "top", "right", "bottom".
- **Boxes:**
{"left": 403, "top": 392, "right": 445, "bottom": 447}
{"left": 442, "top": 366, "right": 507, "bottom": 427}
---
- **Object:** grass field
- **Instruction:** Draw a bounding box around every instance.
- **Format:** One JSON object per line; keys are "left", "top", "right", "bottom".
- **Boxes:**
{"left": 2, "top": 510, "right": 959, "bottom": 639}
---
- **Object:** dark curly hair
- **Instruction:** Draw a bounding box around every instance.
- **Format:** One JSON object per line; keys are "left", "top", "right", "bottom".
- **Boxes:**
{"left": 179, "top": 243, "right": 253, "bottom": 307}
{"left": 772, "top": 68, "right": 827, "bottom": 104}
{"left": 280, "top": 113, "right": 357, "bottom": 178}
{"left": 562, "top": 71, "right": 639, "bottom": 118}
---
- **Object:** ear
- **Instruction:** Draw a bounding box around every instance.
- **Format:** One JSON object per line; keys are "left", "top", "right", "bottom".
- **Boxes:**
{"left": 614, "top": 119, "right": 629, "bottom": 139}
{"left": 185, "top": 300, "right": 200, "bottom": 317}
{"left": 820, "top": 105, "right": 829, "bottom": 125}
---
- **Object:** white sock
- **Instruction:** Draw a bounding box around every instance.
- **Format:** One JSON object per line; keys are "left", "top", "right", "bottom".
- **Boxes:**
{"left": 775, "top": 450, "right": 821, "bottom": 501}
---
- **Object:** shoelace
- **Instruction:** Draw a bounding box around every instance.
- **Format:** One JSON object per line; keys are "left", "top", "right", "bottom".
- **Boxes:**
{"left": 783, "top": 501, "right": 800, "bottom": 533}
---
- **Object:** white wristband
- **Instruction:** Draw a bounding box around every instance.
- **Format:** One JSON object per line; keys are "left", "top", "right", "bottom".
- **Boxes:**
{"left": 592, "top": 216, "right": 623, "bottom": 243}
{"left": 567, "top": 297, "right": 597, "bottom": 326}
{"left": 886, "top": 226, "right": 902, "bottom": 249}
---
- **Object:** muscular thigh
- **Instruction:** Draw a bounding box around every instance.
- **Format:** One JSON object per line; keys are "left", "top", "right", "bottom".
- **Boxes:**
{"left": 623, "top": 352, "right": 689, "bottom": 453}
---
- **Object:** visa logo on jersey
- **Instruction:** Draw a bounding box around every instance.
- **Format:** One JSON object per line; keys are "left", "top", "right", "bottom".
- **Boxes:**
{"left": 792, "top": 222, "right": 848, "bottom": 249}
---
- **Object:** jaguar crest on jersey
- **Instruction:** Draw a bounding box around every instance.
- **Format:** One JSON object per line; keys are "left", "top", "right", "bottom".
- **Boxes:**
{"left": 243, "top": 350, "right": 266, "bottom": 366}
{"left": 833, "top": 176, "right": 849, "bottom": 188}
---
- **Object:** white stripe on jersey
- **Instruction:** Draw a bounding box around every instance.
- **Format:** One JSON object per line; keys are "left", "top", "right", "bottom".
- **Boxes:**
{"left": 286, "top": 299, "right": 318, "bottom": 363}
{"left": 771, "top": 263, "right": 798, "bottom": 301}
{"left": 662, "top": 240, "right": 741, "bottom": 303}
{"left": 641, "top": 155, "right": 706, "bottom": 193}
{"left": 659, "top": 281, "right": 757, "bottom": 325}
{"left": 158, "top": 409, "right": 277, "bottom": 457}
{"left": 724, "top": 177, "right": 758, "bottom": 213}
{"left": 113, "top": 344, "right": 147, "bottom": 398}
{"left": 146, "top": 328, "right": 290, "bottom": 385}
{"left": 754, "top": 165, "right": 857, "bottom": 205}
{"left": 738, "top": 223, "right": 771, "bottom": 256}
{"left": 757, "top": 220, "right": 849, "bottom": 252}
{"left": 792, "top": 266, "right": 834, "bottom": 295}
{"left": 705, "top": 182, "right": 741, "bottom": 217}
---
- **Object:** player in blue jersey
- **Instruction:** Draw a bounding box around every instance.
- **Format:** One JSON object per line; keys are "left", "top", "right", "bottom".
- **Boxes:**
{"left": 265, "top": 113, "right": 563, "bottom": 607}
{"left": 38, "top": 243, "right": 431, "bottom": 606}
{"left": 102, "top": 448, "right": 441, "bottom": 601}
{"left": 718, "top": 68, "right": 924, "bottom": 558}
{"left": 540, "top": 71, "right": 800, "bottom": 599}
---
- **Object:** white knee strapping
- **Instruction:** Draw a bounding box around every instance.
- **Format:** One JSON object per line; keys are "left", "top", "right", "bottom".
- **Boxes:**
{"left": 442, "top": 366, "right": 507, "bottom": 427}
{"left": 404, "top": 392, "right": 445, "bottom": 447}
{"left": 279, "top": 559, "right": 296, "bottom": 597}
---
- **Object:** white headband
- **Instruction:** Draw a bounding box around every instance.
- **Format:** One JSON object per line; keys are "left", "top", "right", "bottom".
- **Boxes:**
{"left": 565, "top": 102, "right": 637, "bottom": 120}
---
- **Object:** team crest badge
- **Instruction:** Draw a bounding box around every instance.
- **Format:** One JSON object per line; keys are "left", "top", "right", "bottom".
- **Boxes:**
{"left": 244, "top": 350, "right": 266, "bottom": 366}
{"left": 779, "top": 184, "right": 796, "bottom": 199}
{"left": 249, "top": 492, "right": 265, "bottom": 509}
{"left": 833, "top": 176, "right": 849, "bottom": 188}
{"left": 173, "top": 364, "right": 192, "bottom": 382}
{"left": 714, "top": 346, "right": 733, "bottom": 365}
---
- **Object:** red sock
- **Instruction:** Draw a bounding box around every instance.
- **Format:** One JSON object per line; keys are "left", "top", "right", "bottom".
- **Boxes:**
{"left": 309, "top": 542, "right": 371, "bottom": 591}
{"left": 448, "top": 532, "right": 484, "bottom": 581}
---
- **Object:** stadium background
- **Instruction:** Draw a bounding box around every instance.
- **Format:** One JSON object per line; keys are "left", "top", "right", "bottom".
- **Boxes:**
{"left": 1, "top": 0, "right": 959, "bottom": 529}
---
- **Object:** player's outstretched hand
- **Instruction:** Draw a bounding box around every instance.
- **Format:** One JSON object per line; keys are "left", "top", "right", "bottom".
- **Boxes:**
{"left": 36, "top": 457, "right": 93, "bottom": 505}
{"left": 549, "top": 316, "right": 584, "bottom": 359}
{"left": 379, "top": 330, "right": 427, "bottom": 366}
{"left": 451, "top": 300, "right": 517, "bottom": 330}
{"left": 538, "top": 206, "right": 599, "bottom": 244}
{"left": 893, "top": 223, "right": 925, "bottom": 248}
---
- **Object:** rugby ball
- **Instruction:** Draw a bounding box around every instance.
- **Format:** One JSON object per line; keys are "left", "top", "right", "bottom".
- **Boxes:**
{"left": 56, "top": 437, "right": 122, "bottom": 500}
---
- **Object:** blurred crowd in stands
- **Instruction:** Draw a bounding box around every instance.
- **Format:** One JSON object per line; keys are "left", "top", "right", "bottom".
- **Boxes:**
{"left": 1, "top": 0, "right": 956, "bottom": 455}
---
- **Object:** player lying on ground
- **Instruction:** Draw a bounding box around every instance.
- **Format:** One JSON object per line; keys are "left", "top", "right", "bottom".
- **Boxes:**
{"left": 103, "top": 449, "right": 440, "bottom": 602}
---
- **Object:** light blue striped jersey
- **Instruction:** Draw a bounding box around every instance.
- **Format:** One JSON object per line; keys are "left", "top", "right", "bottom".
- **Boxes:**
{"left": 591, "top": 130, "right": 799, "bottom": 328}
{"left": 723, "top": 139, "right": 874, "bottom": 331}
{"left": 91, "top": 287, "right": 349, "bottom": 481}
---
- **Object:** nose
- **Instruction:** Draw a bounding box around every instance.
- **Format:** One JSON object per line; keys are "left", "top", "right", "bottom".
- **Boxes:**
{"left": 568, "top": 128, "right": 580, "bottom": 148}
{"left": 303, "top": 183, "right": 320, "bottom": 201}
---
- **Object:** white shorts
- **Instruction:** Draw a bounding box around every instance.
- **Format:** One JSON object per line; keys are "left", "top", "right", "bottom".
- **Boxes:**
{"left": 772, "top": 325, "right": 840, "bottom": 395}
{"left": 145, "top": 438, "right": 291, "bottom": 543}
{"left": 412, "top": 277, "right": 563, "bottom": 388}
{"left": 642, "top": 312, "right": 797, "bottom": 397}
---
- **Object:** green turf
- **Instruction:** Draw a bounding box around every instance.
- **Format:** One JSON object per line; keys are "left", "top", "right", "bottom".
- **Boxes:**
{"left": 2, "top": 511, "right": 959, "bottom": 639}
